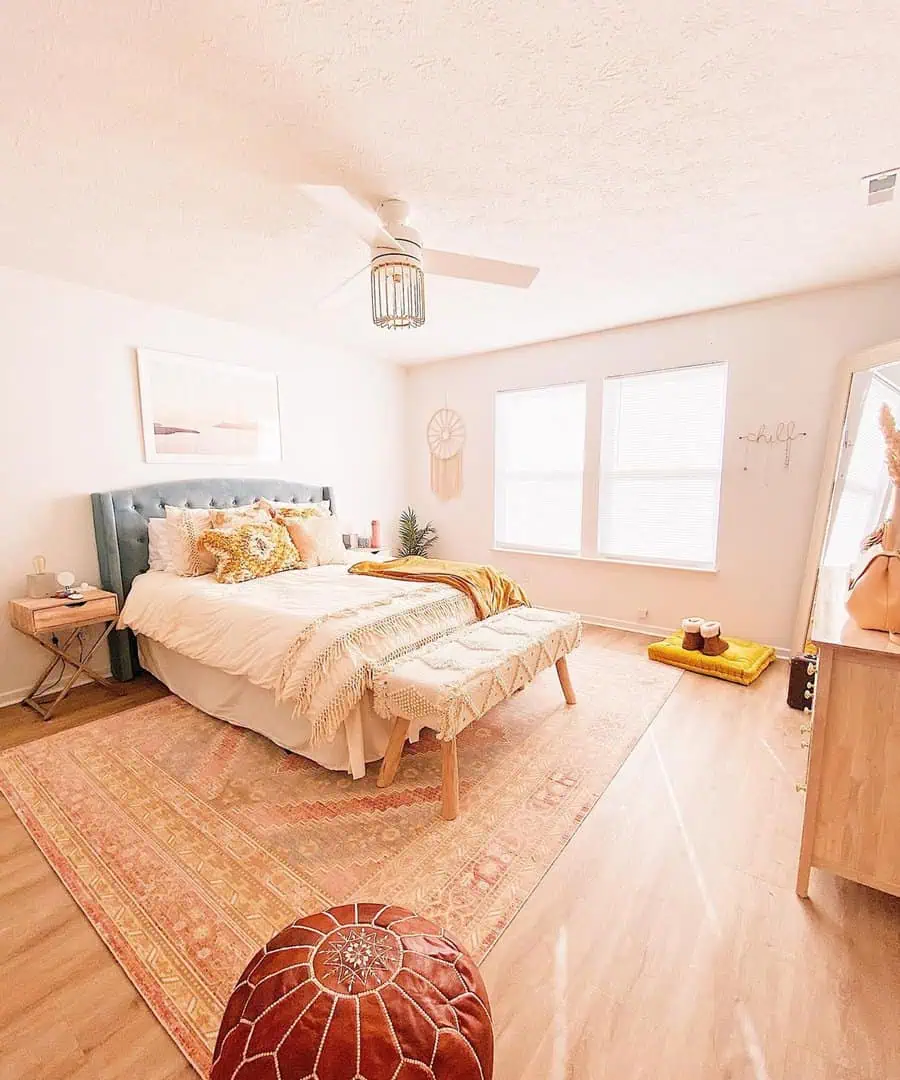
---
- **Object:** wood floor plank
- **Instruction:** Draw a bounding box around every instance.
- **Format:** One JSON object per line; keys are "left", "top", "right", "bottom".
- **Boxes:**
{"left": 1, "top": 637, "right": 899, "bottom": 1078}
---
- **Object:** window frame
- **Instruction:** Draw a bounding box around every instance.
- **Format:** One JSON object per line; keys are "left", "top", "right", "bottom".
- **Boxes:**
{"left": 492, "top": 380, "right": 588, "bottom": 557}
{"left": 596, "top": 362, "right": 728, "bottom": 572}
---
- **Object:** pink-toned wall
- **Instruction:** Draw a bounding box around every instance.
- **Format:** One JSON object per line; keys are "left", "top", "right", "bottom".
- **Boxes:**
{"left": 0, "top": 265, "right": 404, "bottom": 704}
{"left": 404, "top": 276, "right": 900, "bottom": 651}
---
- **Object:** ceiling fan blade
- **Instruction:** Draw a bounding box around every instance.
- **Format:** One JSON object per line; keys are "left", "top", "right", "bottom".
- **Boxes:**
{"left": 317, "top": 262, "right": 371, "bottom": 310}
{"left": 424, "top": 249, "right": 539, "bottom": 289}
{"left": 299, "top": 184, "right": 401, "bottom": 251}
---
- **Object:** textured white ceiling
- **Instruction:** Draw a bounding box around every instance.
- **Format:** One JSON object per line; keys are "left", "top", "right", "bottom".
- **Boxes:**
{"left": 1, "top": 1, "right": 899, "bottom": 364}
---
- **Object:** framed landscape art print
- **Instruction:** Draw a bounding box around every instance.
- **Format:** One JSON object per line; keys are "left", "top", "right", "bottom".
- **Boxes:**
{"left": 136, "top": 348, "right": 282, "bottom": 464}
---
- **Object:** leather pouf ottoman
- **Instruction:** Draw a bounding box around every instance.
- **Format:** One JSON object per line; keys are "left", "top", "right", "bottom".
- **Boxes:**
{"left": 211, "top": 904, "right": 493, "bottom": 1080}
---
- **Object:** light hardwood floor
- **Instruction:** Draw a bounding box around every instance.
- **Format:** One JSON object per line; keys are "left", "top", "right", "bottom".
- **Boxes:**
{"left": 1, "top": 629, "right": 899, "bottom": 1079}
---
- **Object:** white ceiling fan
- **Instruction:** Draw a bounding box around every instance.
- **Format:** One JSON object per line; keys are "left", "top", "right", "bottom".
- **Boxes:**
{"left": 300, "top": 184, "right": 540, "bottom": 329}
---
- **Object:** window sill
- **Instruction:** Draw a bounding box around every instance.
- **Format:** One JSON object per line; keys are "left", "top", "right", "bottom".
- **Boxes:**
{"left": 490, "top": 547, "right": 719, "bottom": 574}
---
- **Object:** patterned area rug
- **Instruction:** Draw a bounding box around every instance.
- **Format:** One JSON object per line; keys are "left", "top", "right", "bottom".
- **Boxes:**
{"left": 0, "top": 637, "right": 679, "bottom": 1075}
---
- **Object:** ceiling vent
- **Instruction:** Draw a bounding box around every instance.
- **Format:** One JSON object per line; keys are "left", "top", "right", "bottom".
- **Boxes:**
{"left": 863, "top": 169, "right": 897, "bottom": 206}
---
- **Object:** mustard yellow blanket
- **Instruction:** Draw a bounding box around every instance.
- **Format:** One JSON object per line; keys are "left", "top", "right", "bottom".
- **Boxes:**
{"left": 348, "top": 556, "right": 529, "bottom": 620}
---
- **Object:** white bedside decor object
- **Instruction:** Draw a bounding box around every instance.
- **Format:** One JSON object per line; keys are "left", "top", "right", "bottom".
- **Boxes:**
{"left": 26, "top": 554, "right": 58, "bottom": 598}
{"left": 55, "top": 571, "right": 82, "bottom": 600}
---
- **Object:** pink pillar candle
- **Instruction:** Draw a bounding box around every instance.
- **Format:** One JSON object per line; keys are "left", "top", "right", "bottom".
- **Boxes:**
{"left": 371, "top": 519, "right": 381, "bottom": 549}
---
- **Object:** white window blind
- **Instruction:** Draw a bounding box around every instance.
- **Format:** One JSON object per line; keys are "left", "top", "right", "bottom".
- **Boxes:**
{"left": 494, "top": 383, "right": 587, "bottom": 554}
{"left": 598, "top": 363, "right": 727, "bottom": 569}
{"left": 824, "top": 374, "right": 900, "bottom": 568}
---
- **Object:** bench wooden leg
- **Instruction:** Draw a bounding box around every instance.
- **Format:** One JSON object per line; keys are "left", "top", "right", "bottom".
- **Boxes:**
{"left": 556, "top": 656, "right": 576, "bottom": 705}
{"left": 441, "top": 739, "right": 459, "bottom": 820}
{"left": 377, "top": 717, "right": 411, "bottom": 788}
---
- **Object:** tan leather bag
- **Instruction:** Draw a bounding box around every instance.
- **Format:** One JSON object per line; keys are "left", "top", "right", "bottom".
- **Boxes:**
{"left": 846, "top": 543, "right": 900, "bottom": 635}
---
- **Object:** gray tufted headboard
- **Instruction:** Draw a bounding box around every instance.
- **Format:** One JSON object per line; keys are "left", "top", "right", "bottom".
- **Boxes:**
{"left": 91, "top": 478, "right": 335, "bottom": 681}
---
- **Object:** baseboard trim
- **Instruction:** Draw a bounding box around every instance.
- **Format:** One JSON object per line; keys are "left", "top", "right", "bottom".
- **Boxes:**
{"left": 579, "top": 613, "right": 791, "bottom": 660}
{"left": 0, "top": 669, "right": 113, "bottom": 709}
{"left": 580, "top": 613, "right": 674, "bottom": 639}
{"left": 1, "top": 620, "right": 791, "bottom": 708}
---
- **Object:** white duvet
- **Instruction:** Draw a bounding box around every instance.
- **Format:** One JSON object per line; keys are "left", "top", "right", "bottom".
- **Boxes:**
{"left": 119, "top": 566, "right": 475, "bottom": 743}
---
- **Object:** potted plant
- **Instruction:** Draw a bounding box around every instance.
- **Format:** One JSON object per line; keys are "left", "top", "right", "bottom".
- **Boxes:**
{"left": 397, "top": 506, "right": 438, "bottom": 558}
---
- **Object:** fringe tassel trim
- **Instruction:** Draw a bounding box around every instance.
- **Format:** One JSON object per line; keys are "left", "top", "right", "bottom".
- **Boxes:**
{"left": 279, "top": 591, "right": 474, "bottom": 745}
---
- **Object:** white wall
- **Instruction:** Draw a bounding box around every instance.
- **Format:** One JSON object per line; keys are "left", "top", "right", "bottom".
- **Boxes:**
{"left": 0, "top": 265, "right": 404, "bottom": 703}
{"left": 405, "top": 275, "right": 900, "bottom": 651}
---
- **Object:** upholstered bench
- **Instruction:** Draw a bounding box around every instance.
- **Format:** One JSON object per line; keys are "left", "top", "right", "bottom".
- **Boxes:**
{"left": 373, "top": 607, "right": 583, "bottom": 819}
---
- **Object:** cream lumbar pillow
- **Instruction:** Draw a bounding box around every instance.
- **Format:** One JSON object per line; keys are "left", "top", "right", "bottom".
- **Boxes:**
{"left": 285, "top": 515, "right": 349, "bottom": 566}
{"left": 165, "top": 505, "right": 216, "bottom": 576}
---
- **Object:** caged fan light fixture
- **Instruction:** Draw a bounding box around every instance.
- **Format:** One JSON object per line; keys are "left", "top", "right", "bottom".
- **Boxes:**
{"left": 370, "top": 248, "right": 425, "bottom": 329}
{"left": 299, "top": 186, "right": 540, "bottom": 331}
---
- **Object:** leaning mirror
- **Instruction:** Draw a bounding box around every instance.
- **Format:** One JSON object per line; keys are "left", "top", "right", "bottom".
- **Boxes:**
{"left": 795, "top": 338, "right": 900, "bottom": 651}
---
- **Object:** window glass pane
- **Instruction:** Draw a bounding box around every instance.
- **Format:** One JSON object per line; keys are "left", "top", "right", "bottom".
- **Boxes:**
{"left": 599, "top": 471, "right": 721, "bottom": 565}
{"left": 612, "top": 367, "right": 727, "bottom": 470}
{"left": 499, "top": 477, "right": 584, "bottom": 552}
{"left": 496, "top": 384, "right": 586, "bottom": 473}
{"left": 598, "top": 364, "right": 727, "bottom": 568}
{"left": 494, "top": 383, "right": 586, "bottom": 553}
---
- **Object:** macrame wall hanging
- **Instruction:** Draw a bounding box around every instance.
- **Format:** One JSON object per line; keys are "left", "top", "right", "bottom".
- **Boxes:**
{"left": 427, "top": 405, "right": 465, "bottom": 500}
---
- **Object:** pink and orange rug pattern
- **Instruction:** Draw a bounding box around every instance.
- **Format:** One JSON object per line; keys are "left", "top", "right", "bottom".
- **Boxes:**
{"left": 0, "top": 638, "right": 679, "bottom": 1075}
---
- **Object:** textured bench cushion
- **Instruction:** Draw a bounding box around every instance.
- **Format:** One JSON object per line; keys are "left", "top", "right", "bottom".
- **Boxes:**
{"left": 373, "top": 607, "right": 582, "bottom": 740}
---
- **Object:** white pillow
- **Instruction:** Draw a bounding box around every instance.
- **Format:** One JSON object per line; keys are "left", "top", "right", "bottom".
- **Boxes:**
{"left": 147, "top": 517, "right": 173, "bottom": 572}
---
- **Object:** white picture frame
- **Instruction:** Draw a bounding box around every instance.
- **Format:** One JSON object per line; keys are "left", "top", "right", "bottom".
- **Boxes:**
{"left": 136, "top": 348, "right": 282, "bottom": 465}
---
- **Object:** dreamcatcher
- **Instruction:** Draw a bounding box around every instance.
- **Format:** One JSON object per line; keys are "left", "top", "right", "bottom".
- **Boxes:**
{"left": 427, "top": 406, "right": 466, "bottom": 500}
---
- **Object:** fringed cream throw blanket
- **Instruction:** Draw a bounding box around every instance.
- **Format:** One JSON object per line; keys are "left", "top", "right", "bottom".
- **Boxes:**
{"left": 119, "top": 565, "right": 475, "bottom": 744}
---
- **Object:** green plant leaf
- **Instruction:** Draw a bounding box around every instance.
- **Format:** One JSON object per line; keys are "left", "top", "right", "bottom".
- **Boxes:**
{"left": 397, "top": 505, "right": 438, "bottom": 557}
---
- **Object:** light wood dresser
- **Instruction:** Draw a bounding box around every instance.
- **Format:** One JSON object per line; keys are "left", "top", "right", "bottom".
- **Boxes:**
{"left": 797, "top": 607, "right": 900, "bottom": 898}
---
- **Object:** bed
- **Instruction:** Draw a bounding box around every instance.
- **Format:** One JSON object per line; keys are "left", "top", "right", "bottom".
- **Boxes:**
{"left": 91, "top": 479, "right": 475, "bottom": 778}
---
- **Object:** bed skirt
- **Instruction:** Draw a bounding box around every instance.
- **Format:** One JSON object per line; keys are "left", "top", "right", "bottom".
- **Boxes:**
{"left": 137, "top": 636, "right": 425, "bottom": 779}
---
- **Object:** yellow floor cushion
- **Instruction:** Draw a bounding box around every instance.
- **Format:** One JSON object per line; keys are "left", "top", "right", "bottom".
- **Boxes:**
{"left": 647, "top": 634, "right": 776, "bottom": 686}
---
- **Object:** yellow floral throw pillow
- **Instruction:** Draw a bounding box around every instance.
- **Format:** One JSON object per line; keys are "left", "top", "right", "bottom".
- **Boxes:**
{"left": 199, "top": 520, "right": 304, "bottom": 584}
{"left": 275, "top": 505, "right": 330, "bottom": 521}
{"left": 257, "top": 498, "right": 331, "bottom": 520}
{"left": 209, "top": 504, "right": 272, "bottom": 528}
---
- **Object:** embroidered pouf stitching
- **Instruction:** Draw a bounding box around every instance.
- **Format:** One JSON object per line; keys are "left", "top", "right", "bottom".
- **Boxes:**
{"left": 210, "top": 903, "right": 493, "bottom": 1080}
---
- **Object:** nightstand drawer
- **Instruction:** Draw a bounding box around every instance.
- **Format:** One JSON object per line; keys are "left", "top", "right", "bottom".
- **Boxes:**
{"left": 33, "top": 595, "right": 118, "bottom": 631}
{"left": 10, "top": 593, "right": 119, "bottom": 634}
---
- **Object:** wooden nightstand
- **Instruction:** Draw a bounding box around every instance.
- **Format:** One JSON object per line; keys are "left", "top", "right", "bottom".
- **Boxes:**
{"left": 9, "top": 589, "right": 123, "bottom": 720}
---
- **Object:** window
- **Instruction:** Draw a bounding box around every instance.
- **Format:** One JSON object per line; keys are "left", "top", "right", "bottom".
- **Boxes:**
{"left": 598, "top": 363, "right": 727, "bottom": 569}
{"left": 824, "top": 373, "right": 900, "bottom": 568}
{"left": 494, "top": 383, "right": 587, "bottom": 554}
